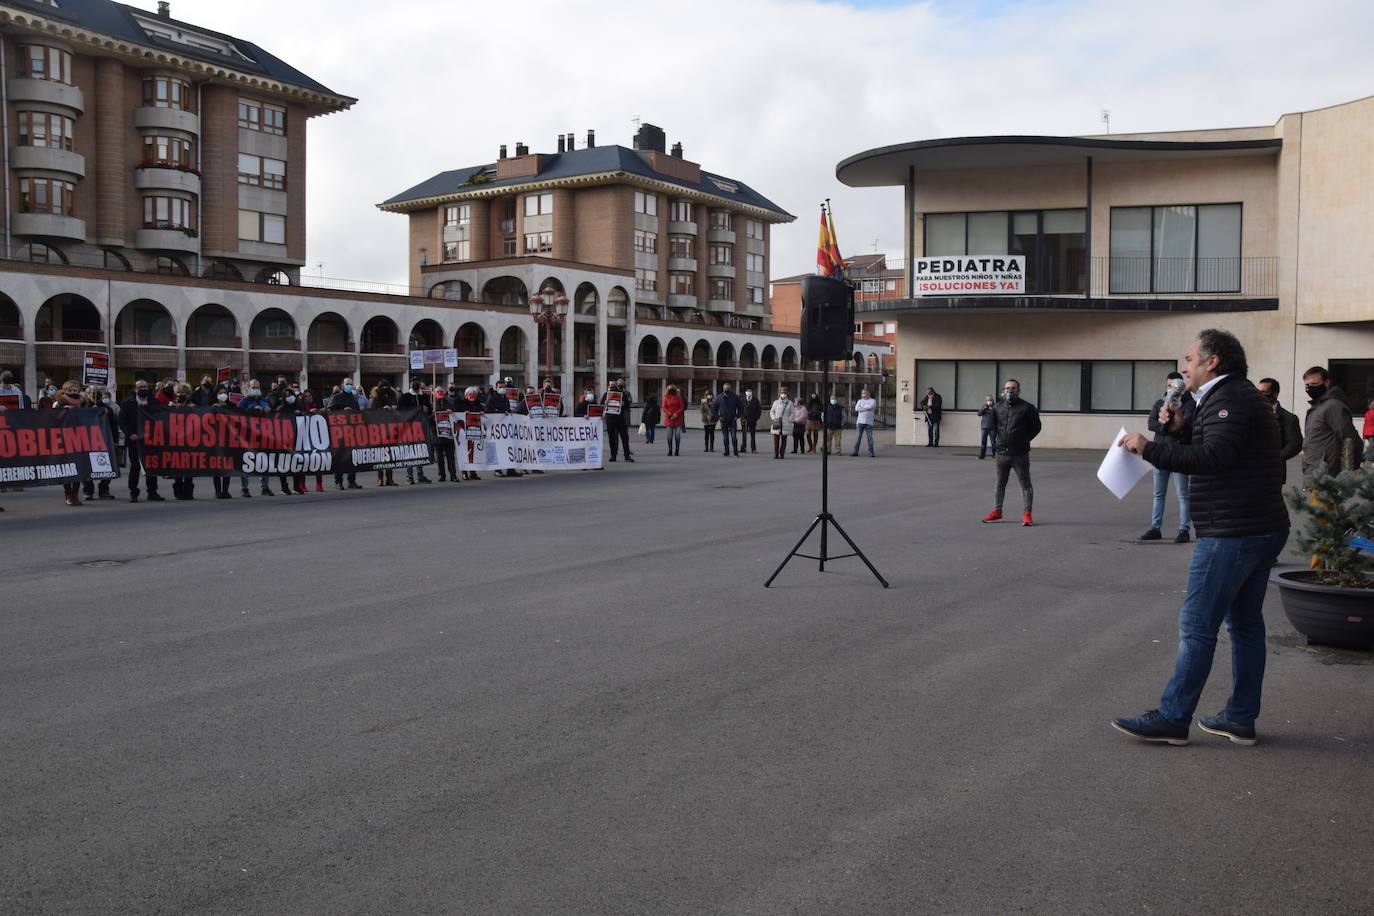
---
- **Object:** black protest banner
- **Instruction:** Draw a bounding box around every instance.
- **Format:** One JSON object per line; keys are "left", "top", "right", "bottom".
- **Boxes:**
{"left": 138, "top": 406, "right": 433, "bottom": 477}
{"left": 0, "top": 407, "right": 118, "bottom": 487}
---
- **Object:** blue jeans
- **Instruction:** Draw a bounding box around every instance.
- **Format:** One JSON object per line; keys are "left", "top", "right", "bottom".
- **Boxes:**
{"left": 665, "top": 426, "right": 682, "bottom": 452}
{"left": 1151, "top": 468, "right": 1191, "bottom": 531}
{"left": 1156, "top": 529, "right": 1289, "bottom": 728}
{"left": 645, "top": 425, "right": 656, "bottom": 444}
{"left": 850, "top": 424, "right": 874, "bottom": 456}
{"left": 979, "top": 428, "right": 997, "bottom": 458}
{"left": 720, "top": 421, "right": 738, "bottom": 454}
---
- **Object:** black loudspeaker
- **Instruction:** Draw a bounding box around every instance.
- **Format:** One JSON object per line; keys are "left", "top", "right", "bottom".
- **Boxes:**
{"left": 800, "top": 274, "right": 855, "bottom": 361}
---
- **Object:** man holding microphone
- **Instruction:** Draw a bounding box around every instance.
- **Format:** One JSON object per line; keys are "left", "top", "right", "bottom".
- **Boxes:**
{"left": 1113, "top": 329, "right": 1288, "bottom": 747}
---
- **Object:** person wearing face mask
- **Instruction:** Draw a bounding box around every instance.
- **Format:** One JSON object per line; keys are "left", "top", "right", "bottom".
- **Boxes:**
{"left": 190, "top": 375, "right": 217, "bottom": 408}
{"left": 209, "top": 388, "right": 236, "bottom": 499}
{"left": 714, "top": 383, "right": 743, "bottom": 457}
{"left": 981, "top": 379, "right": 1041, "bottom": 526}
{"left": 37, "top": 378, "right": 59, "bottom": 411}
{"left": 326, "top": 380, "right": 363, "bottom": 491}
{"left": 397, "top": 380, "right": 434, "bottom": 485}
{"left": 156, "top": 379, "right": 176, "bottom": 406}
{"left": 1300, "top": 366, "right": 1361, "bottom": 478}
{"left": 119, "top": 380, "right": 163, "bottom": 503}
{"left": 699, "top": 391, "right": 718, "bottom": 453}
{"left": 823, "top": 393, "right": 846, "bottom": 455}
{"left": 977, "top": 394, "right": 998, "bottom": 460}
{"left": 741, "top": 388, "right": 762, "bottom": 453}
{"left": 169, "top": 382, "right": 197, "bottom": 500}
{"left": 661, "top": 385, "right": 685, "bottom": 456}
{"left": 274, "top": 388, "right": 307, "bottom": 494}
{"left": 239, "top": 379, "right": 276, "bottom": 496}
{"left": 458, "top": 386, "right": 484, "bottom": 480}
{"left": 600, "top": 379, "right": 634, "bottom": 462}
{"left": 1140, "top": 371, "right": 1196, "bottom": 544}
{"left": 0, "top": 369, "right": 32, "bottom": 409}
{"left": 640, "top": 395, "right": 660, "bottom": 446}
{"left": 770, "top": 388, "right": 794, "bottom": 459}
{"left": 1256, "top": 378, "right": 1302, "bottom": 463}
{"left": 849, "top": 388, "right": 877, "bottom": 458}
{"left": 484, "top": 383, "right": 517, "bottom": 478}
{"left": 81, "top": 386, "right": 117, "bottom": 502}
{"left": 574, "top": 386, "right": 597, "bottom": 418}
{"left": 50, "top": 383, "right": 89, "bottom": 506}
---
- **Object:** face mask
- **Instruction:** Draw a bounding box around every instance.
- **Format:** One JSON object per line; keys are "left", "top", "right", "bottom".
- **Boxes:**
{"left": 343, "top": 384, "right": 354, "bottom": 393}
{"left": 1004, "top": 390, "right": 1018, "bottom": 401}
{"left": 986, "top": 399, "right": 994, "bottom": 405}
{"left": 176, "top": 395, "right": 188, "bottom": 403}
{"left": 830, "top": 398, "right": 837, "bottom": 405}
{"left": 46, "top": 386, "right": 57, "bottom": 396}
{"left": 249, "top": 388, "right": 261, "bottom": 397}
{"left": 286, "top": 395, "right": 297, "bottom": 405}
{"left": 136, "top": 391, "right": 148, "bottom": 399}
{"left": 217, "top": 392, "right": 229, "bottom": 403}
{"left": 1306, "top": 384, "right": 1327, "bottom": 400}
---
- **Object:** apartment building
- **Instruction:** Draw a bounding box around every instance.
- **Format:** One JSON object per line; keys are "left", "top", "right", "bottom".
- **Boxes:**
{"left": 0, "top": 0, "right": 353, "bottom": 284}
{"left": 837, "top": 93, "right": 1374, "bottom": 448}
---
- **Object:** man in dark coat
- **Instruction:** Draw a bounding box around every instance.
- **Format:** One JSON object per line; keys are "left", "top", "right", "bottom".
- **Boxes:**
{"left": 741, "top": 388, "right": 763, "bottom": 453}
{"left": 1300, "top": 366, "right": 1360, "bottom": 477}
{"left": 327, "top": 378, "right": 362, "bottom": 490}
{"left": 119, "top": 380, "right": 163, "bottom": 502}
{"left": 713, "top": 383, "right": 744, "bottom": 457}
{"left": 1257, "top": 378, "right": 1302, "bottom": 462}
{"left": 1114, "top": 329, "right": 1289, "bottom": 747}
{"left": 600, "top": 379, "right": 634, "bottom": 463}
{"left": 397, "top": 380, "right": 434, "bottom": 484}
{"left": 922, "top": 387, "right": 943, "bottom": 447}
{"left": 981, "top": 380, "right": 1041, "bottom": 526}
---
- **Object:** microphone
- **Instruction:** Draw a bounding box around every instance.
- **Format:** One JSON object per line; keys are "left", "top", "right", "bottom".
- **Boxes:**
{"left": 1162, "top": 378, "right": 1185, "bottom": 427}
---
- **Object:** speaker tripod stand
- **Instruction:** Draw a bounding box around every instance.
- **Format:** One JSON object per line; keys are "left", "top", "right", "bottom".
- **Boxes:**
{"left": 765, "top": 364, "right": 889, "bottom": 588}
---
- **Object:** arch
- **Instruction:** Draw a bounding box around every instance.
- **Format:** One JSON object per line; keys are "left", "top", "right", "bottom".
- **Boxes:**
{"left": 852, "top": 352, "right": 864, "bottom": 372}
{"left": 740, "top": 343, "right": 758, "bottom": 368}
{"left": 307, "top": 312, "right": 351, "bottom": 352}
{"left": 408, "top": 318, "right": 443, "bottom": 351}
{"left": 429, "top": 280, "right": 472, "bottom": 301}
{"left": 361, "top": 316, "right": 400, "bottom": 354}
{"left": 204, "top": 259, "right": 243, "bottom": 282}
{"left": 150, "top": 255, "right": 189, "bottom": 276}
{"left": 637, "top": 335, "right": 662, "bottom": 364}
{"left": 17, "top": 243, "right": 69, "bottom": 265}
{"left": 454, "top": 321, "right": 486, "bottom": 356}
{"left": 185, "top": 304, "right": 239, "bottom": 348}
{"left": 498, "top": 326, "right": 528, "bottom": 381}
{"left": 665, "top": 337, "right": 688, "bottom": 365}
{"left": 0, "top": 292, "right": 22, "bottom": 338}
{"left": 250, "top": 308, "right": 298, "bottom": 350}
{"left": 781, "top": 346, "right": 798, "bottom": 370}
{"left": 574, "top": 282, "right": 599, "bottom": 316}
{"left": 607, "top": 285, "right": 629, "bottom": 318}
{"left": 481, "top": 276, "right": 528, "bottom": 306}
{"left": 36, "top": 294, "right": 102, "bottom": 343}
{"left": 255, "top": 267, "right": 291, "bottom": 285}
{"left": 535, "top": 276, "right": 566, "bottom": 297}
{"left": 102, "top": 249, "right": 132, "bottom": 271}
{"left": 761, "top": 344, "right": 778, "bottom": 367}
{"left": 691, "top": 339, "right": 712, "bottom": 367}
{"left": 867, "top": 353, "right": 880, "bottom": 371}
{"left": 716, "top": 341, "right": 735, "bottom": 366}
{"left": 115, "top": 299, "right": 174, "bottom": 346}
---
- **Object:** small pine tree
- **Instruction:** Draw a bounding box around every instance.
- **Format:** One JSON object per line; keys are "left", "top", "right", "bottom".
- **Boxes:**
{"left": 1285, "top": 470, "right": 1374, "bottom": 588}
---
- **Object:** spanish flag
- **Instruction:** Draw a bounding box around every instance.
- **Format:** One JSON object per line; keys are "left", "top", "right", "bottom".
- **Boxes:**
{"left": 816, "top": 206, "right": 837, "bottom": 276}
{"left": 826, "top": 201, "right": 846, "bottom": 282}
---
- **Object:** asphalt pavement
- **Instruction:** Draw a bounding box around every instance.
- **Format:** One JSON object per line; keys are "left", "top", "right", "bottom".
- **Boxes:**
{"left": 1, "top": 431, "right": 1371, "bottom": 915}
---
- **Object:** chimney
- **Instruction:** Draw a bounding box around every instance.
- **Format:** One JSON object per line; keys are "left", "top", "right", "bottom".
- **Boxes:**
{"left": 499, "top": 144, "right": 507, "bottom": 160}
{"left": 633, "top": 123, "right": 666, "bottom": 154}
{"left": 565, "top": 132, "right": 575, "bottom": 151}
{"left": 158, "top": 1, "right": 170, "bottom": 17}
{"left": 670, "top": 142, "right": 683, "bottom": 158}
{"left": 586, "top": 129, "right": 596, "bottom": 148}
{"left": 515, "top": 142, "right": 528, "bottom": 157}
{"left": 557, "top": 135, "right": 565, "bottom": 154}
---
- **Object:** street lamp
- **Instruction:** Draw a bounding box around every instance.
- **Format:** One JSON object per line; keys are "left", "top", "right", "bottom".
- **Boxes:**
{"left": 528, "top": 284, "right": 568, "bottom": 387}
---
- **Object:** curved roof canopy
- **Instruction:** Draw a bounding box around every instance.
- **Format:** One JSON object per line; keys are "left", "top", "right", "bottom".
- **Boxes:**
{"left": 836, "top": 135, "right": 1282, "bottom": 188}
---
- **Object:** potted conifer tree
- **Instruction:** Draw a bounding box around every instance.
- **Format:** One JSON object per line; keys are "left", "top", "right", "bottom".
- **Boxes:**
{"left": 1274, "top": 469, "right": 1374, "bottom": 650}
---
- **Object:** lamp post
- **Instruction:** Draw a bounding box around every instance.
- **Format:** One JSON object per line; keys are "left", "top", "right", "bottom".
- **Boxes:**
{"left": 528, "top": 284, "right": 568, "bottom": 388}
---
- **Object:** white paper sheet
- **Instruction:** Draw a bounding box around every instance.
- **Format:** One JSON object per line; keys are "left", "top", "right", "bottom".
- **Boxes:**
{"left": 1097, "top": 426, "right": 1153, "bottom": 500}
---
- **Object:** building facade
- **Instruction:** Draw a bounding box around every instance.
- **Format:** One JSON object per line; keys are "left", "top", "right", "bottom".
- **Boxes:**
{"left": 837, "top": 95, "right": 1374, "bottom": 448}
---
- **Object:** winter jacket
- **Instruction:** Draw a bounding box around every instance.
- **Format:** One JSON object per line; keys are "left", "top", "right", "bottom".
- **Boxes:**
{"left": 992, "top": 397, "right": 1041, "bottom": 456}
{"left": 642, "top": 400, "right": 661, "bottom": 427}
{"left": 1302, "top": 387, "right": 1359, "bottom": 477}
{"left": 699, "top": 400, "right": 718, "bottom": 427}
{"left": 977, "top": 402, "right": 997, "bottom": 430}
{"left": 1148, "top": 392, "right": 1195, "bottom": 445}
{"left": 791, "top": 403, "right": 808, "bottom": 426}
{"left": 189, "top": 384, "right": 217, "bottom": 407}
{"left": 484, "top": 390, "right": 509, "bottom": 414}
{"left": 239, "top": 393, "right": 272, "bottom": 413}
{"left": 769, "top": 397, "right": 793, "bottom": 430}
{"left": 119, "top": 395, "right": 153, "bottom": 439}
{"left": 327, "top": 391, "right": 359, "bottom": 411}
{"left": 714, "top": 391, "right": 743, "bottom": 422}
{"left": 1145, "top": 375, "right": 1288, "bottom": 539}
{"left": 823, "top": 403, "right": 845, "bottom": 429}
{"left": 1275, "top": 405, "right": 1303, "bottom": 462}
{"left": 743, "top": 396, "right": 762, "bottom": 423}
{"left": 923, "top": 392, "right": 943, "bottom": 422}
{"left": 661, "top": 394, "right": 685, "bottom": 428}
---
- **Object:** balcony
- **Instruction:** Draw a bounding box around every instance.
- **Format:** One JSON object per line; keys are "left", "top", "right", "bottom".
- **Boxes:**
{"left": 135, "top": 165, "right": 201, "bottom": 195}
{"left": 187, "top": 335, "right": 242, "bottom": 349}
{"left": 13, "top": 213, "right": 85, "bottom": 242}
{"left": 707, "top": 228, "right": 736, "bottom": 245}
{"left": 668, "top": 257, "right": 697, "bottom": 272}
{"left": 0, "top": 325, "right": 22, "bottom": 340}
{"left": 8, "top": 78, "right": 83, "bottom": 113}
{"left": 37, "top": 328, "right": 104, "bottom": 344}
{"left": 706, "top": 263, "right": 735, "bottom": 280}
{"left": 10, "top": 146, "right": 85, "bottom": 178}
{"left": 668, "top": 220, "right": 697, "bottom": 236}
{"left": 667, "top": 293, "right": 697, "bottom": 310}
{"left": 705, "top": 298, "right": 736, "bottom": 313}
{"left": 134, "top": 107, "right": 199, "bottom": 136}
{"left": 136, "top": 226, "right": 200, "bottom": 254}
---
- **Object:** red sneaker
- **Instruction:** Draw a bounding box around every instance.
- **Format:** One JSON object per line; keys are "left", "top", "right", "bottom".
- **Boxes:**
{"left": 981, "top": 509, "right": 1003, "bottom": 523}
{"left": 1022, "top": 511, "right": 1034, "bottom": 527}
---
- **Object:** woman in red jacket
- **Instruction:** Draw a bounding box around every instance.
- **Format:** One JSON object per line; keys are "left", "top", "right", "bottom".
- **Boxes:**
{"left": 661, "top": 385, "right": 685, "bottom": 457}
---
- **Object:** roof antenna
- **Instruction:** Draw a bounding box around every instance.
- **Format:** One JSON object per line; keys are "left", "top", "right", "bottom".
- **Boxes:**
{"left": 1100, "top": 109, "right": 1111, "bottom": 134}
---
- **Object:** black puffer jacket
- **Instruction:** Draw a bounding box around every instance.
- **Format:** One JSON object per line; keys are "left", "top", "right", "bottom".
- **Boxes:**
{"left": 993, "top": 398, "right": 1041, "bottom": 456}
{"left": 1144, "top": 376, "right": 1288, "bottom": 538}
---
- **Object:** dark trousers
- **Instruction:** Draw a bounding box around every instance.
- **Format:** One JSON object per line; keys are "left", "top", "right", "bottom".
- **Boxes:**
{"left": 172, "top": 476, "right": 195, "bottom": 499}
{"left": 213, "top": 476, "right": 231, "bottom": 497}
{"left": 127, "top": 444, "right": 159, "bottom": 498}
{"left": 742, "top": 420, "right": 758, "bottom": 452}
{"left": 607, "top": 422, "right": 630, "bottom": 459}
{"left": 703, "top": 425, "right": 716, "bottom": 451}
{"left": 435, "top": 440, "right": 458, "bottom": 480}
{"left": 334, "top": 472, "right": 358, "bottom": 487}
{"left": 979, "top": 428, "right": 998, "bottom": 459}
{"left": 791, "top": 423, "right": 805, "bottom": 452}
{"left": 720, "top": 420, "right": 738, "bottom": 455}
{"left": 927, "top": 418, "right": 941, "bottom": 446}
{"left": 773, "top": 432, "right": 787, "bottom": 458}
{"left": 994, "top": 453, "right": 1032, "bottom": 511}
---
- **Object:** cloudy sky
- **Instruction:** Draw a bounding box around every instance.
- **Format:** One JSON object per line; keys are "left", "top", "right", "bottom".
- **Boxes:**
{"left": 157, "top": 0, "right": 1374, "bottom": 288}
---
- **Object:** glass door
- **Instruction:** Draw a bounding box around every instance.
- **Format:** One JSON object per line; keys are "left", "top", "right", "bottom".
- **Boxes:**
{"left": 1010, "top": 212, "right": 1040, "bottom": 293}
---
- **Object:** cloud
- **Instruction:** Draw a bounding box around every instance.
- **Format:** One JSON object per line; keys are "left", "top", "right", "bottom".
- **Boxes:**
{"left": 161, "top": 0, "right": 1374, "bottom": 285}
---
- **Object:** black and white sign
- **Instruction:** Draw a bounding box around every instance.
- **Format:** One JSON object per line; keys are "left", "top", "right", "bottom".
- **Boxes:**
{"left": 913, "top": 256, "right": 1025, "bottom": 296}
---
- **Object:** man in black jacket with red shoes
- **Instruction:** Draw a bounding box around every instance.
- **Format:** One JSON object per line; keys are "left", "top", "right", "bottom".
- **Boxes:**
{"left": 1113, "top": 329, "right": 1289, "bottom": 747}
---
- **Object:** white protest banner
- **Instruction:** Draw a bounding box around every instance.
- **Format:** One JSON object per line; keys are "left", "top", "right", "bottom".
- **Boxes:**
{"left": 408, "top": 350, "right": 424, "bottom": 370}
{"left": 913, "top": 255, "right": 1025, "bottom": 297}
{"left": 460, "top": 414, "right": 603, "bottom": 471}
{"left": 443, "top": 348, "right": 458, "bottom": 369}
{"left": 82, "top": 351, "right": 110, "bottom": 388}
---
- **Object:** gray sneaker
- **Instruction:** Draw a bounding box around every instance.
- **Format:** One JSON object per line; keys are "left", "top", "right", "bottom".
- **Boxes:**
{"left": 1197, "top": 714, "right": 1257, "bottom": 746}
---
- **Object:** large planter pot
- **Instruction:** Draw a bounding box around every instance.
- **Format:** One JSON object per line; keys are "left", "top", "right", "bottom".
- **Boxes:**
{"left": 1273, "top": 570, "right": 1374, "bottom": 651}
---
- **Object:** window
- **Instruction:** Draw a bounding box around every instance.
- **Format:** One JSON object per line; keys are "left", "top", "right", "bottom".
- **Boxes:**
{"left": 17, "top": 112, "right": 74, "bottom": 151}
{"left": 669, "top": 236, "right": 694, "bottom": 259}
{"left": 709, "top": 210, "right": 733, "bottom": 231}
{"left": 238, "top": 99, "right": 286, "bottom": 134}
{"left": 634, "top": 191, "right": 658, "bottom": 216}
{"left": 956, "top": 361, "right": 997, "bottom": 410}
{"left": 18, "top": 178, "right": 75, "bottom": 215}
{"left": 710, "top": 278, "right": 733, "bottom": 300}
{"left": 670, "top": 272, "right": 693, "bottom": 295}
{"left": 522, "top": 232, "right": 552, "bottom": 254}
{"left": 1040, "top": 362, "right": 1081, "bottom": 411}
{"left": 261, "top": 318, "right": 294, "bottom": 339}
{"left": 1132, "top": 361, "right": 1181, "bottom": 410}
{"left": 925, "top": 209, "right": 1085, "bottom": 294}
{"left": 925, "top": 213, "right": 966, "bottom": 256}
{"left": 239, "top": 210, "right": 286, "bottom": 244}
{"left": 636, "top": 269, "right": 658, "bottom": 292}
{"left": 143, "top": 135, "right": 192, "bottom": 168}
{"left": 748, "top": 285, "right": 764, "bottom": 305}
{"left": 1109, "top": 204, "right": 1242, "bottom": 293}
{"left": 1090, "top": 362, "right": 1133, "bottom": 411}
{"left": 19, "top": 46, "right": 73, "bottom": 84}
{"left": 913, "top": 359, "right": 1180, "bottom": 412}
{"left": 143, "top": 196, "right": 192, "bottom": 230}
{"left": 444, "top": 204, "right": 470, "bottom": 228}
{"left": 237, "top": 154, "right": 286, "bottom": 189}
{"left": 633, "top": 230, "right": 657, "bottom": 254}
{"left": 443, "top": 240, "right": 469, "bottom": 262}
{"left": 709, "top": 244, "right": 733, "bottom": 266}
{"left": 670, "top": 200, "right": 694, "bottom": 223}
{"left": 143, "top": 77, "right": 191, "bottom": 110}
{"left": 745, "top": 252, "right": 764, "bottom": 273}
{"left": 502, "top": 238, "right": 517, "bottom": 256}
{"left": 523, "top": 192, "right": 553, "bottom": 217}
{"left": 746, "top": 219, "right": 764, "bottom": 240}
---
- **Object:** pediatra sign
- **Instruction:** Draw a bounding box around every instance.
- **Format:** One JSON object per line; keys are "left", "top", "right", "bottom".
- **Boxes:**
{"left": 460, "top": 415, "right": 603, "bottom": 472}
{"left": 913, "top": 255, "right": 1025, "bottom": 296}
